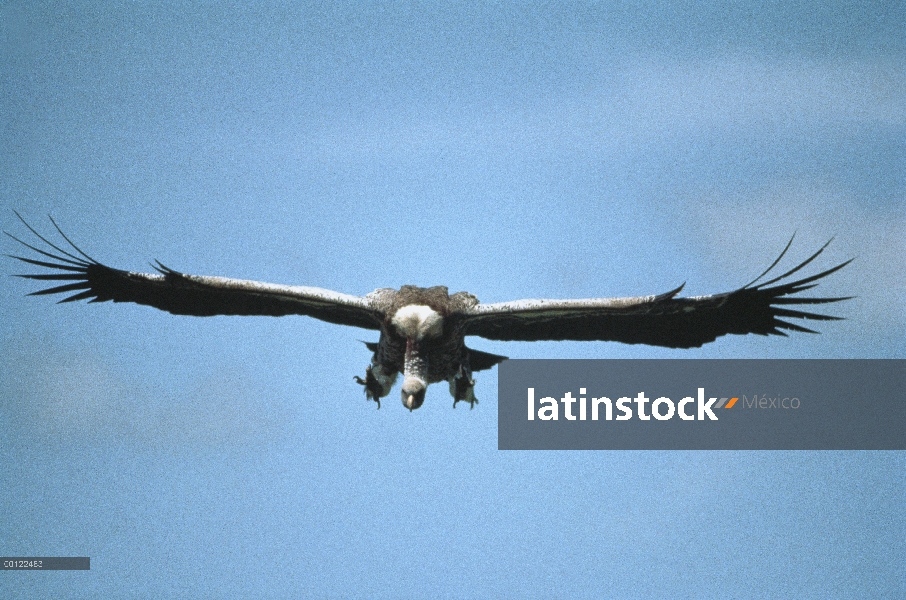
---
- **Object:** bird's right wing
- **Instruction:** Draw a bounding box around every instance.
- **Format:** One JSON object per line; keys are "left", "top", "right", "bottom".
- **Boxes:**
{"left": 7, "top": 214, "right": 384, "bottom": 330}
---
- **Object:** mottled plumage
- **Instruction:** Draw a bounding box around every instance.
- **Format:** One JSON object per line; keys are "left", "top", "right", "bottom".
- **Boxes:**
{"left": 7, "top": 213, "right": 852, "bottom": 410}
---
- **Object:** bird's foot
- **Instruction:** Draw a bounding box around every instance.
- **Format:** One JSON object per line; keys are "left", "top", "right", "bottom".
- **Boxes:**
{"left": 450, "top": 366, "right": 477, "bottom": 409}
{"left": 354, "top": 367, "right": 382, "bottom": 409}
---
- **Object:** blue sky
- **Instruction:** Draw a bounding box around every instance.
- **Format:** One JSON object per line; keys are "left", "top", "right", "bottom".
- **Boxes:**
{"left": 1, "top": 2, "right": 904, "bottom": 597}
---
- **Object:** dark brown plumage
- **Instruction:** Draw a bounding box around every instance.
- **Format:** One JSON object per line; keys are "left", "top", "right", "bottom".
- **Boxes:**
{"left": 7, "top": 213, "right": 852, "bottom": 410}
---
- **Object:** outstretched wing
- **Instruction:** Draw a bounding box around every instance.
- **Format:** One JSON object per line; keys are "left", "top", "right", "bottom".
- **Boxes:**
{"left": 6, "top": 214, "right": 383, "bottom": 330}
{"left": 461, "top": 239, "right": 852, "bottom": 349}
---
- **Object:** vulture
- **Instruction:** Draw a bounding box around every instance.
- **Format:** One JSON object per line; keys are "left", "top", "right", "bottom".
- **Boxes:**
{"left": 7, "top": 213, "right": 851, "bottom": 411}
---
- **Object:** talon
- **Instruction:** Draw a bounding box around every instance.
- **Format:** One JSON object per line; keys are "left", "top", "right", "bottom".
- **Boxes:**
{"left": 450, "top": 365, "right": 478, "bottom": 409}
{"left": 355, "top": 364, "right": 394, "bottom": 408}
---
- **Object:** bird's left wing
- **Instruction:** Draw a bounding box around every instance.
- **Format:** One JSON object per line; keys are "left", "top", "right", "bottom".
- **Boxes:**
{"left": 7, "top": 214, "right": 383, "bottom": 330}
{"left": 461, "top": 240, "right": 851, "bottom": 349}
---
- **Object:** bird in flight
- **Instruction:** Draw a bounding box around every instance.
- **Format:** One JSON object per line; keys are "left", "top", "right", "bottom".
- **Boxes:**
{"left": 7, "top": 213, "right": 851, "bottom": 410}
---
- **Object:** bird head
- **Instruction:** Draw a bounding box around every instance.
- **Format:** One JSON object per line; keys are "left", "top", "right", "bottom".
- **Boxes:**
{"left": 401, "top": 377, "right": 426, "bottom": 411}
